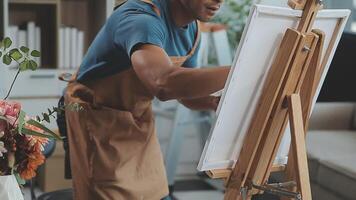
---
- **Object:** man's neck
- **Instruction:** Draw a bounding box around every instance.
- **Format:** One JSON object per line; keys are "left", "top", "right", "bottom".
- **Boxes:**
{"left": 169, "top": 0, "right": 195, "bottom": 28}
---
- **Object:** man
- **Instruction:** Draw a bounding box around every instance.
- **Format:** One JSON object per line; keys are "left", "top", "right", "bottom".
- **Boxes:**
{"left": 64, "top": 0, "right": 229, "bottom": 199}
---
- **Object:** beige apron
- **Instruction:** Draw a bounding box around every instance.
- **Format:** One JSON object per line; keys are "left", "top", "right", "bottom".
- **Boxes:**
{"left": 64, "top": 1, "right": 200, "bottom": 199}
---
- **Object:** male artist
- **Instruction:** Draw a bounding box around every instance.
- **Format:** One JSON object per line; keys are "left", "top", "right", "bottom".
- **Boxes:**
{"left": 64, "top": 0, "right": 229, "bottom": 199}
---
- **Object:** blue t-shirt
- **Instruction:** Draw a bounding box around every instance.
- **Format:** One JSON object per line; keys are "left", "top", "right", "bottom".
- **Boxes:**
{"left": 77, "top": 0, "right": 200, "bottom": 81}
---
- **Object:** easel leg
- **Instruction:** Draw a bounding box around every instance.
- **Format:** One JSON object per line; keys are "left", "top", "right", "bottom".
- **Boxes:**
{"left": 282, "top": 30, "right": 324, "bottom": 200}
{"left": 287, "top": 94, "right": 312, "bottom": 200}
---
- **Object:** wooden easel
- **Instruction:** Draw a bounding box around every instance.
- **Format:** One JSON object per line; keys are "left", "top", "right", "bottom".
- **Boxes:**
{"left": 205, "top": 0, "right": 326, "bottom": 199}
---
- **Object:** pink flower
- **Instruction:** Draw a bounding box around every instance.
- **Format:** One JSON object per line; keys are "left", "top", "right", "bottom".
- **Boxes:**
{"left": 0, "top": 100, "right": 21, "bottom": 130}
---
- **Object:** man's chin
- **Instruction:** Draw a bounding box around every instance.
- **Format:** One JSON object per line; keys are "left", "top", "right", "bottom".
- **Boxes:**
{"left": 197, "top": 15, "right": 214, "bottom": 22}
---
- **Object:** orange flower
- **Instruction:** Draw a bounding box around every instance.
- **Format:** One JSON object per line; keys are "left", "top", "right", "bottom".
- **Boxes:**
{"left": 20, "top": 153, "right": 45, "bottom": 180}
{"left": 27, "top": 135, "right": 48, "bottom": 151}
{"left": 20, "top": 168, "right": 36, "bottom": 180}
{"left": 19, "top": 139, "right": 46, "bottom": 180}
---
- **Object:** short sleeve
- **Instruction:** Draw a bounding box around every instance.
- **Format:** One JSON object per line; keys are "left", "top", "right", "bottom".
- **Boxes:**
{"left": 183, "top": 37, "right": 201, "bottom": 68}
{"left": 114, "top": 13, "right": 165, "bottom": 57}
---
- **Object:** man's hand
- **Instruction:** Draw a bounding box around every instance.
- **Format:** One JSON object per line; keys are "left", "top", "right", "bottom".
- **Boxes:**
{"left": 179, "top": 96, "right": 221, "bottom": 111}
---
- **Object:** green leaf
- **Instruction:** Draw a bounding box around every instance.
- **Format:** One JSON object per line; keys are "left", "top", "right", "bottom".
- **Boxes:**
{"left": 20, "top": 46, "right": 29, "bottom": 54}
{"left": 21, "top": 127, "right": 57, "bottom": 140}
{"left": 30, "top": 50, "right": 41, "bottom": 57}
{"left": 29, "top": 60, "right": 38, "bottom": 70}
{"left": 3, "top": 54, "right": 12, "bottom": 65}
{"left": 3, "top": 37, "right": 12, "bottom": 49}
{"left": 0, "top": 51, "right": 2, "bottom": 57}
{"left": 19, "top": 60, "right": 29, "bottom": 71}
{"left": 9, "top": 49, "right": 22, "bottom": 61}
{"left": 42, "top": 113, "right": 50, "bottom": 123}
{"left": 15, "top": 173, "right": 26, "bottom": 185}
{"left": 26, "top": 119, "right": 62, "bottom": 140}
{"left": 18, "top": 110, "right": 26, "bottom": 134}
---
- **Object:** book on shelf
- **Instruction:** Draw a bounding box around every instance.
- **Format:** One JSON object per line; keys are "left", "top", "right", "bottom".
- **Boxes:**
{"left": 35, "top": 27, "right": 41, "bottom": 66}
{"left": 60, "top": 26, "right": 85, "bottom": 69}
{"left": 63, "top": 27, "right": 71, "bottom": 69}
{"left": 6, "top": 23, "right": 85, "bottom": 70}
{"left": 70, "top": 27, "right": 77, "bottom": 69}
{"left": 27, "top": 22, "right": 42, "bottom": 67}
{"left": 18, "top": 30, "right": 27, "bottom": 48}
{"left": 59, "top": 28, "right": 64, "bottom": 69}
{"left": 77, "top": 31, "right": 84, "bottom": 68}
{"left": 27, "top": 22, "right": 36, "bottom": 52}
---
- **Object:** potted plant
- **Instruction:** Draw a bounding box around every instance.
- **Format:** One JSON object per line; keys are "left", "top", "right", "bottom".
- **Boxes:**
{"left": 0, "top": 37, "right": 62, "bottom": 200}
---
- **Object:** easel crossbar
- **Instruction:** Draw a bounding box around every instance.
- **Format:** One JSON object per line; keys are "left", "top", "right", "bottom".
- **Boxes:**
{"left": 207, "top": 164, "right": 286, "bottom": 180}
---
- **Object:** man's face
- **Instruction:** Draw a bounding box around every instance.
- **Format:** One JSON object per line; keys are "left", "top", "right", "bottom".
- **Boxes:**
{"left": 180, "top": 0, "right": 224, "bottom": 22}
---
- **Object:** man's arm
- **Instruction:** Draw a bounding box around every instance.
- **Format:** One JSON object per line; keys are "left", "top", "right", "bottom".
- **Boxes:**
{"left": 131, "top": 44, "right": 230, "bottom": 101}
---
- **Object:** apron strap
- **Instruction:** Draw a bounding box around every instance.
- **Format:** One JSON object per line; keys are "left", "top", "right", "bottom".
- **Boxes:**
{"left": 186, "top": 20, "right": 201, "bottom": 58}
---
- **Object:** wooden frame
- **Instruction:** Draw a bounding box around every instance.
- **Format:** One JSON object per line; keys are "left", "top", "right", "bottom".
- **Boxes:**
{"left": 8, "top": 0, "right": 60, "bottom": 68}
{"left": 0, "top": 0, "right": 9, "bottom": 40}
{"left": 2, "top": 0, "right": 112, "bottom": 69}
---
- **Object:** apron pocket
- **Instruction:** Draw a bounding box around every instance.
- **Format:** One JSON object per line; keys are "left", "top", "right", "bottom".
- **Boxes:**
{"left": 86, "top": 105, "right": 154, "bottom": 182}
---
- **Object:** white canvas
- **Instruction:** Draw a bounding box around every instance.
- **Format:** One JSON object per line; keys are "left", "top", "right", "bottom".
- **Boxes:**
{"left": 198, "top": 4, "right": 350, "bottom": 171}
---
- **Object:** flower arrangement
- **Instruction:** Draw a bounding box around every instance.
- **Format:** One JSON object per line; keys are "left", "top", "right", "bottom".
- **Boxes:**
{"left": 0, "top": 37, "right": 62, "bottom": 184}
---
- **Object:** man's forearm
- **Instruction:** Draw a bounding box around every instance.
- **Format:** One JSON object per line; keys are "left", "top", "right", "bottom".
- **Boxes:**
{"left": 156, "top": 66, "right": 230, "bottom": 101}
{"left": 131, "top": 44, "right": 230, "bottom": 101}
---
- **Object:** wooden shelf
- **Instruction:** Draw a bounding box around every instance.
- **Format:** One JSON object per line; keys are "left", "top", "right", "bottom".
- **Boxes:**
{"left": 9, "top": 0, "right": 58, "bottom": 5}
{"left": 61, "top": 0, "right": 107, "bottom": 51}
{"left": 2, "top": 0, "right": 111, "bottom": 70}
{"left": 8, "top": 0, "right": 59, "bottom": 68}
{"left": 0, "top": 0, "right": 5, "bottom": 40}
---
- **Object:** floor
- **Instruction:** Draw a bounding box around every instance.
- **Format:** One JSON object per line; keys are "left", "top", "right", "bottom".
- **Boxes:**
{"left": 174, "top": 191, "right": 224, "bottom": 200}
{"left": 23, "top": 178, "right": 224, "bottom": 200}
{"left": 22, "top": 178, "right": 280, "bottom": 200}
{"left": 171, "top": 178, "right": 224, "bottom": 200}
